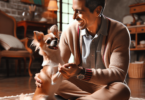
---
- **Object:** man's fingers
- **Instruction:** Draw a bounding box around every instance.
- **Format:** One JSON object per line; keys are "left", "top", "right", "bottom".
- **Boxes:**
{"left": 34, "top": 75, "right": 41, "bottom": 83}
{"left": 59, "top": 70, "right": 70, "bottom": 79}
{"left": 63, "top": 63, "right": 77, "bottom": 69}
{"left": 34, "top": 73, "right": 42, "bottom": 87}
{"left": 34, "top": 73, "right": 42, "bottom": 83}
{"left": 34, "top": 73, "right": 38, "bottom": 79}
{"left": 35, "top": 81, "right": 41, "bottom": 88}
{"left": 59, "top": 64, "right": 70, "bottom": 71}
{"left": 64, "top": 63, "right": 75, "bottom": 66}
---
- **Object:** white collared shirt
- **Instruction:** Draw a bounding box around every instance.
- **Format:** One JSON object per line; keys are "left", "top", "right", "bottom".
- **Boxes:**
{"left": 81, "top": 15, "right": 107, "bottom": 69}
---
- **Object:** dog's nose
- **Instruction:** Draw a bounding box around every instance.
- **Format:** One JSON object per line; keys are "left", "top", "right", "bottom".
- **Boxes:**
{"left": 50, "top": 40, "right": 58, "bottom": 47}
{"left": 54, "top": 38, "right": 58, "bottom": 41}
{"left": 54, "top": 40, "right": 57, "bottom": 45}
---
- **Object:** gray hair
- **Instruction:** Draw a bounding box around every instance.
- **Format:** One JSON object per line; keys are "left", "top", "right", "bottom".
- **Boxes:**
{"left": 85, "top": 0, "right": 105, "bottom": 14}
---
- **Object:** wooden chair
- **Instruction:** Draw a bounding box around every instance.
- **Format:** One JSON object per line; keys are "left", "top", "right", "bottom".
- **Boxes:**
{"left": 0, "top": 10, "right": 33, "bottom": 77}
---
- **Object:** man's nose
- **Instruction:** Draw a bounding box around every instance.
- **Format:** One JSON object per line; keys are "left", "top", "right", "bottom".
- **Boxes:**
{"left": 73, "top": 11, "right": 77, "bottom": 20}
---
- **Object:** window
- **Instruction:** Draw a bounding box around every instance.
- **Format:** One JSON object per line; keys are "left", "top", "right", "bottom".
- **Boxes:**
{"left": 57, "top": 0, "right": 74, "bottom": 31}
{"left": 57, "top": 0, "right": 74, "bottom": 63}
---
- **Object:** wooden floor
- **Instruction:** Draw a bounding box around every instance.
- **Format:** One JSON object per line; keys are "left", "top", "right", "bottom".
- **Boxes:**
{"left": 0, "top": 76, "right": 36, "bottom": 97}
{"left": 0, "top": 75, "right": 145, "bottom": 99}
{"left": 126, "top": 78, "right": 145, "bottom": 99}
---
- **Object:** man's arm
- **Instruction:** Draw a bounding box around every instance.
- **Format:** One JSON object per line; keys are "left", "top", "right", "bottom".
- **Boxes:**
{"left": 59, "top": 30, "right": 71, "bottom": 63}
{"left": 59, "top": 25, "right": 130, "bottom": 85}
{"left": 88, "top": 27, "right": 130, "bottom": 85}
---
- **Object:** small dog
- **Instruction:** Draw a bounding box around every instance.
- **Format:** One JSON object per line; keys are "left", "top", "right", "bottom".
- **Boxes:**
{"left": 20, "top": 25, "right": 64, "bottom": 100}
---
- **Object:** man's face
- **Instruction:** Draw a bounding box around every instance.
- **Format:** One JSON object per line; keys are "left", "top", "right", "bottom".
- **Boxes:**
{"left": 72, "top": 0, "right": 97, "bottom": 30}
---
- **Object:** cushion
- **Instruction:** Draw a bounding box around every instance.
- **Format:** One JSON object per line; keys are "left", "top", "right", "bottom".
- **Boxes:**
{"left": 0, "top": 34, "right": 25, "bottom": 50}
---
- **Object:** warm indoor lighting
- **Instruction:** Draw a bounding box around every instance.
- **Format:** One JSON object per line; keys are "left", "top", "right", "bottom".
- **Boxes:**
{"left": 40, "top": 0, "right": 58, "bottom": 23}
{"left": 47, "top": 0, "right": 58, "bottom": 11}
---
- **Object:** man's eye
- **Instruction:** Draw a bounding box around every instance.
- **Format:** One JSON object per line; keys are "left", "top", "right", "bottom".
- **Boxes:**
{"left": 78, "top": 11, "right": 82, "bottom": 14}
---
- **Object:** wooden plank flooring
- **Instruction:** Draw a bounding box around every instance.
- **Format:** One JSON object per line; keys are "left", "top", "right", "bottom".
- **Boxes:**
{"left": 0, "top": 76, "right": 36, "bottom": 97}
{"left": 0, "top": 76, "right": 144, "bottom": 99}
{"left": 127, "top": 78, "right": 145, "bottom": 99}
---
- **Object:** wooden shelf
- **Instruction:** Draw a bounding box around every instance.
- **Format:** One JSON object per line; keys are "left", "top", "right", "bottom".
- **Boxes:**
{"left": 129, "top": 3, "right": 145, "bottom": 7}
{"left": 130, "top": 48, "right": 145, "bottom": 51}
{"left": 127, "top": 25, "right": 145, "bottom": 28}
{"left": 128, "top": 3, "right": 145, "bottom": 51}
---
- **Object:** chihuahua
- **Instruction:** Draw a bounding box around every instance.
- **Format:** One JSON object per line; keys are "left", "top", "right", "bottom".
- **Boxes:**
{"left": 20, "top": 25, "right": 64, "bottom": 100}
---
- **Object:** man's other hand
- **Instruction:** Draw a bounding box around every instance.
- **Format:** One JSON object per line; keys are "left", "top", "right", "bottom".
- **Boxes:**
{"left": 58, "top": 63, "right": 81, "bottom": 79}
{"left": 34, "top": 73, "right": 42, "bottom": 88}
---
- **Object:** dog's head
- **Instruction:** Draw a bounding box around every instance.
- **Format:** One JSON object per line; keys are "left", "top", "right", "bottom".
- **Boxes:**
{"left": 31, "top": 25, "right": 60, "bottom": 52}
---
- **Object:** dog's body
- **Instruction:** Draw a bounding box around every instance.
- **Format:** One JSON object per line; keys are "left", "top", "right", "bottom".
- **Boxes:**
{"left": 30, "top": 25, "right": 64, "bottom": 100}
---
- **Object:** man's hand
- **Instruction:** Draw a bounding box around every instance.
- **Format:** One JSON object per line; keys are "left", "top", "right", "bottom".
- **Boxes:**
{"left": 58, "top": 63, "right": 81, "bottom": 79}
{"left": 34, "top": 73, "right": 42, "bottom": 88}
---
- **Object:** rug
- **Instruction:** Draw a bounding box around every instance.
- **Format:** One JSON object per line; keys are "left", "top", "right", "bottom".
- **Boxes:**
{"left": 129, "top": 97, "right": 145, "bottom": 100}
{"left": 0, "top": 93, "right": 145, "bottom": 100}
{"left": 0, "top": 93, "right": 34, "bottom": 100}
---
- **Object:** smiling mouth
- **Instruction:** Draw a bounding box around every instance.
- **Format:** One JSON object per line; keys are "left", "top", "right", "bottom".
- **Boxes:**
{"left": 78, "top": 20, "right": 84, "bottom": 26}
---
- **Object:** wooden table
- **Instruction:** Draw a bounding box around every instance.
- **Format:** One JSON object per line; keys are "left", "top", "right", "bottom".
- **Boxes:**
{"left": 17, "top": 21, "right": 54, "bottom": 37}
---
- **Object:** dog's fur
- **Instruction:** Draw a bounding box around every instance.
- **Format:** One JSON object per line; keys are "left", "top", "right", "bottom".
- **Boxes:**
{"left": 20, "top": 25, "right": 64, "bottom": 100}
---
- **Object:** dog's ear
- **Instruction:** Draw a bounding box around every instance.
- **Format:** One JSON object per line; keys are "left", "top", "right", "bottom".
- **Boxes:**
{"left": 33, "top": 31, "right": 44, "bottom": 42}
{"left": 47, "top": 29, "right": 51, "bottom": 34}
{"left": 48, "top": 25, "right": 60, "bottom": 39}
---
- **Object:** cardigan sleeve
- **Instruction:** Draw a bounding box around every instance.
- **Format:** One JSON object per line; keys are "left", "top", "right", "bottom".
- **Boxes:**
{"left": 59, "top": 30, "right": 71, "bottom": 63}
{"left": 88, "top": 24, "right": 130, "bottom": 85}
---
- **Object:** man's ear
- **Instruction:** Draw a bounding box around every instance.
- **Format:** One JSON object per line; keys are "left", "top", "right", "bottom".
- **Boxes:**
{"left": 94, "top": 6, "right": 103, "bottom": 17}
{"left": 33, "top": 31, "right": 44, "bottom": 42}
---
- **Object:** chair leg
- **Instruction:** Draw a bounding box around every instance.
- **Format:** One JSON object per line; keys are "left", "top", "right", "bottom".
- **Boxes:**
{"left": 18, "top": 59, "right": 21, "bottom": 75}
{"left": 28, "top": 56, "right": 33, "bottom": 77}
{"left": 6, "top": 59, "right": 9, "bottom": 77}
{"left": 23, "top": 58, "right": 26, "bottom": 75}
{"left": 0, "top": 57, "right": 1, "bottom": 69}
{"left": 15, "top": 59, "right": 18, "bottom": 76}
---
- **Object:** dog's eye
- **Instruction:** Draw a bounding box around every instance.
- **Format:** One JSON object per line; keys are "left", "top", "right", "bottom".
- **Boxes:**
{"left": 46, "top": 40, "right": 51, "bottom": 44}
{"left": 54, "top": 38, "right": 58, "bottom": 41}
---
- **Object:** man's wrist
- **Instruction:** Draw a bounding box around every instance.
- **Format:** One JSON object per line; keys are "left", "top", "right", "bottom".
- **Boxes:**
{"left": 78, "top": 66, "right": 85, "bottom": 74}
{"left": 76, "top": 66, "right": 86, "bottom": 80}
{"left": 83, "top": 68, "right": 92, "bottom": 81}
{"left": 75, "top": 66, "right": 93, "bottom": 81}
{"left": 76, "top": 66, "right": 82, "bottom": 75}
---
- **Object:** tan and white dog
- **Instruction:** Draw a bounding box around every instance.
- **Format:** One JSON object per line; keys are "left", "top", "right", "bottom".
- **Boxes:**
{"left": 20, "top": 25, "right": 64, "bottom": 100}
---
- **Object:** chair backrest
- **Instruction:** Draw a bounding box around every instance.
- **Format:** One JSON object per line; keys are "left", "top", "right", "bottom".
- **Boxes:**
{"left": 0, "top": 10, "right": 17, "bottom": 37}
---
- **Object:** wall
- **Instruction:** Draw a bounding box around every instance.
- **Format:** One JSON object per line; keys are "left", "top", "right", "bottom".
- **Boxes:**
{"left": 0, "top": 0, "right": 44, "bottom": 22}
{"left": 103, "top": 0, "right": 144, "bottom": 22}
{"left": 103, "top": 0, "right": 136, "bottom": 22}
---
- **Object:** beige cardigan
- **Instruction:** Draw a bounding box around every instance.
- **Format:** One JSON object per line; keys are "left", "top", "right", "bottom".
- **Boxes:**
{"left": 59, "top": 17, "right": 130, "bottom": 85}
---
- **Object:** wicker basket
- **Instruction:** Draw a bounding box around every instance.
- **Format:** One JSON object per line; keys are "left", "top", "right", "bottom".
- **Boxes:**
{"left": 128, "top": 63, "right": 145, "bottom": 78}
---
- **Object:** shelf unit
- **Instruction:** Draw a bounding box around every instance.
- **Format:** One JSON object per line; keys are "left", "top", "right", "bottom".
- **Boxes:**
{"left": 128, "top": 3, "right": 145, "bottom": 51}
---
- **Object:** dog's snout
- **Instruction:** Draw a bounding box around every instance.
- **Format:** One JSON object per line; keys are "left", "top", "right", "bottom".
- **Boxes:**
{"left": 54, "top": 40, "right": 57, "bottom": 44}
{"left": 55, "top": 38, "right": 58, "bottom": 41}
{"left": 50, "top": 40, "right": 58, "bottom": 47}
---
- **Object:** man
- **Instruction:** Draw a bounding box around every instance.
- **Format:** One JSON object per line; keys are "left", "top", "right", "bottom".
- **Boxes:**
{"left": 35, "top": 0, "right": 131, "bottom": 99}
